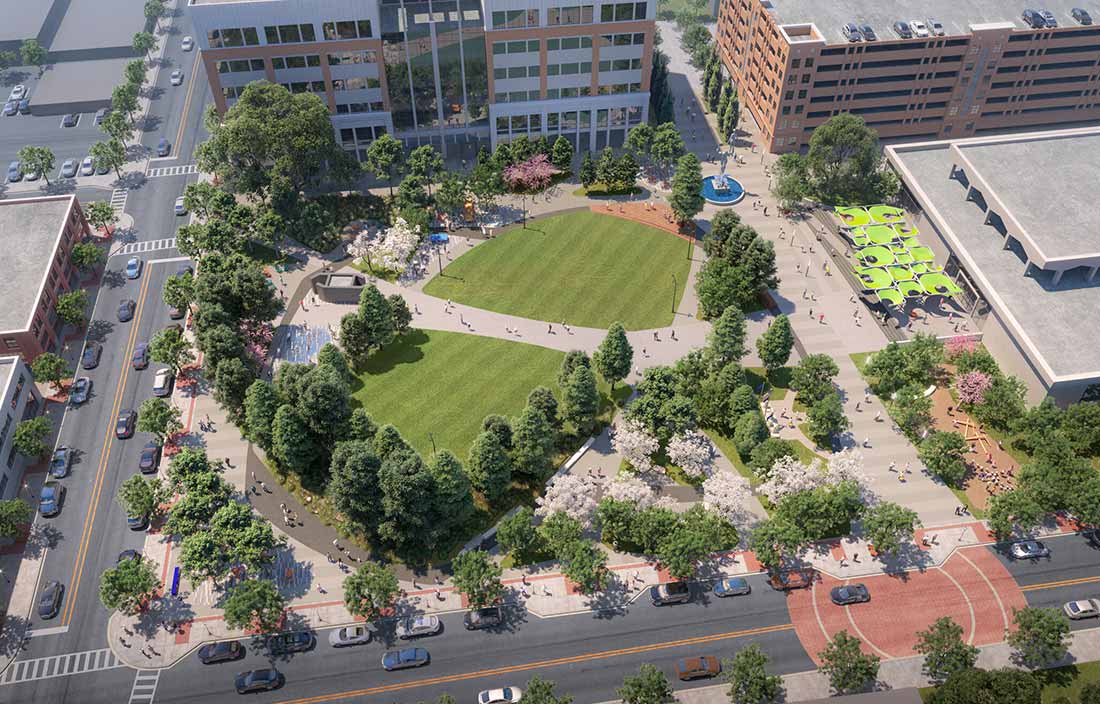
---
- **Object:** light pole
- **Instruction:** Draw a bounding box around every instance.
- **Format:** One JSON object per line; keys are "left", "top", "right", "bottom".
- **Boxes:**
{"left": 429, "top": 432, "right": 437, "bottom": 455}
{"left": 671, "top": 274, "right": 677, "bottom": 314}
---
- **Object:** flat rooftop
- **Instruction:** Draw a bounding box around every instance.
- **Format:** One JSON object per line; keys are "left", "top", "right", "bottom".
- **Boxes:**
{"left": 0, "top": 357, "right": 18, "bottom": 393}
{"left": 767, "top": 0, "right": 1095, "bottom": 45}
{"left": 0, "top": 196, "right": 73, "bottom": 333}
{"left": 31, "top": 57, "right": 130, "bottom": 107}
{"left": 890, "top": 132, "right": 1100, "bottom": 380}
{"left": 50, "top": 0, "right": 148, "bottom": 51}
{"left": 0, "top": 0, "right": 53, "bottom": 42}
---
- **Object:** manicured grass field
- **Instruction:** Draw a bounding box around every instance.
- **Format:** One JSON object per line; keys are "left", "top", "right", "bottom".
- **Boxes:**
{"left": 423, "top": 211, "right": 693, "bottom": 330}
{"left": 351, "top": 329, "right": 566, "bottom": 458}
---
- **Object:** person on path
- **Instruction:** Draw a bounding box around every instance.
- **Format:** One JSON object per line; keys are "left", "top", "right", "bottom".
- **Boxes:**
{"left": 874, "top": 411, "right": 882, "bottom": 422}
{"left": 855, "top": 401, "right": 861, "bottom": 412}
{"left": 809, "top": 308, "right": 813, "bottom": 317}
{"left": 547, "top": 323, "right": 553, "bottom": 334}
{"left": 819, "top": 313, "right": 825, "bottom": 324}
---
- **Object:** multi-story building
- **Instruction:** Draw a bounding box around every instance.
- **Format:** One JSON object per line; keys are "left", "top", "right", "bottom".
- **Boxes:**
{"left": 189, "top": 0, "right": 656, "bottom": 160}
{"left": 716, "top": 0, "right": 1100, "bottom": 152}
{"left": 0, "top": 195, "right": 92, "bottom": 360}
{"left": 0, "top": 355, "right": 43, "bottom": 500}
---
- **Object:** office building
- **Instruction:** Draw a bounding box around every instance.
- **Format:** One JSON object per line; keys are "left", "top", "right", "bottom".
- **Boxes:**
{"left": 0, "top": 356, "right": 43, "bottom": 500}
{"left": 189, "top": 0, "right": 655, "bottom": 159}
{"left": 716, "top": 0, "right": 1100, "bottom": 152}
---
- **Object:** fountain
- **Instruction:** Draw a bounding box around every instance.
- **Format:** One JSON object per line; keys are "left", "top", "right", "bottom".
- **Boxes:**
{"left": 701, "top": 171, "right": 746, "bottom": 205}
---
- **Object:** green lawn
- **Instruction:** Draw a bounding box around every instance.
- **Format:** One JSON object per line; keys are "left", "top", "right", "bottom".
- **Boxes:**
{"left": 422, "top": 211, "right": 693, "bottom": 330}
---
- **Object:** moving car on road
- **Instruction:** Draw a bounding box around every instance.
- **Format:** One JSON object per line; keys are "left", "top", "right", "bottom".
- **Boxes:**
{"left": 463, "top": 606, "right": 502, "bottom": 630}
{"left": 328, "top": 625, "right": 371, "bottom": 647}
{"left": 769, "top": 569, "right": 815, "bottom": 590}
{"left": 1064, "top": 599, "right": 1100, "bottom": 620}
{"left": 830, "top": 584, "right": 871, "bottom": 605}
{"left": 235, "top": 669, "right": 282, "bottom": 694}
{"left": 82, "top": 342, "right": 102, "bottom": 369}
{"left": 118, "top": 299, "right": 136, "bottom": 322}
{"left": 676, "top": 655, "right": 721, "bottom": 680}
{"left": 60, "top": 158, "right": 78, "bottom": 178}
{"left": 40, "top": 481, "right": 65, "bottom": 517}
{"left": 650, "top": 581, "right": 691, "bottom": 606}
{"left": 381, "top": 647, "right": 429, "bottom": 671}
{"left": 38, "top": 581, "right": 64, "bottom": 619}
{"left": 174, "top": 196, "right": 187, "bottom": 216}
{"left": 132, "top": 342, "right": 149, "bottom": 369}
{"left": 198, "top": 640, "right": 244, "bottom": 664}
{"left": 70, "top": 377, "right": 91, "bottom": 405}
{"left": 182, "top": 36, "right": 194, "bottom": 51}
{"left": 268, "top": 631, "right": 315, "bottom": 655}
{"left": 713, "top": 577, "right": 751, "bottom": 597}
{"left": 478, "top": 687, "right": 522, "bottom": 703}
{"left": 170, "top": 69, "right": 184, "bottom": 86}
{"left": 139, "top": 441, "right": 161, "bottom": 474}
{"left": 126, "top": 257, "right": 143, "bottom": 279}
{"left": 116, "top": 409, "right": 137, "bottom": 439}
{"left": 1010, "top": 540, "right": 1050, "bottom": 559}
{"left": 397, "top": 614, "right": 442, "bottom": 639}
{"left": 49, "top": 446, "right": 72, "bottom": 478}
{"left": 157, "top": 138, "right": 170, "bottom": 157}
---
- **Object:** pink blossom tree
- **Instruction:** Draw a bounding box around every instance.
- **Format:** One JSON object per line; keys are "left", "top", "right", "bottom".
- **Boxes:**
{"left": 535, "top": 474, "right": 598, "bottom": 527}
{"left": 605, "top": 475, "right": 667, "bottom": 509}
{"left": 944, "top": 335, "right": 978, "bottom": 360}
{"left": 667, "top": 430, "right": 715, "bottom": 479}
{"left": 611, "top": 418, "right": 659, "bottom": 474}
{"left": 503, "top": 153, "right": 559, "bottom": 192}
{"left": 702, "top": 471, "right": 752, "bottom": 524}
{"left": 955, "top": 370, "right": 993, "bottom": 405}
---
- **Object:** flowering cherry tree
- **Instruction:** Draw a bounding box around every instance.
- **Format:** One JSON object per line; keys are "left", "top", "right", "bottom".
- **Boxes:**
{"left": 355, "top": 218, "right": 421, "bottom": 274}
{"left": 605, "top": 475, "right": 667, "bottom": 509}
{"left": 667, "top": 430, "right": 715, "bottom": 479}
{"left": 702, "top": 471, "right": 752, "bottom": 524}
{"left": 955, "top": 370, "right": 993, "bottom": 405}
{"left": 242, "top": 321, "right": 274, "bottom": 364}
{"left": 611, "top": 418, "right": 660, "bottom": 474}
{"left": 944, "top": 335, "right": 978, "bottom": 360}
{"left": 824, "top": 448, "right": 868, "bottom": 486}
{"left": 758, "top": 449, "right": 869, "bottom": 505}
{"left": 503, "top": 154, "right": 559, "bottom": 192}
{"left": 536, "top": 474, "right": 598, "bottom": 527}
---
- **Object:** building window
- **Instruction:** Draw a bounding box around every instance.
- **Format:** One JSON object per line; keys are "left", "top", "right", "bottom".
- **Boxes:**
{"left": 217, "top": 59, "right": 266, "bottom": 73}
{"left": 271, "top": 55, "right": 321, "bottom": 70}
{"left": 328, "top": 50, "right": 377, "bottom": 65}
{"left": 2, "top": 339, "right": 15, "bottom": 350}
{"left": 547, "top": 5, "right": 594, "bottom": 25}
{"left": 600, "top": 2, "right": 646, "bottom": 22}
{"left": 207, "top": 27, "right": 261, "bottom": 48}
{"left": 322, "top": 20, "right": 373, "bottom": 41}
{"left": 332, "top": 77, "right": 380, "bottom": 90}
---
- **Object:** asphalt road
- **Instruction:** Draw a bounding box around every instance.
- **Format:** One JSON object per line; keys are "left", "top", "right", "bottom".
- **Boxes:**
{"left": 991, "top": 532, "right": 1100, "bottom": 630}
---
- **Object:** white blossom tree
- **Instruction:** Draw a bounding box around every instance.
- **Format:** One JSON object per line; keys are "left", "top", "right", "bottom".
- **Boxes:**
{"left": 824, "top": 448, "right": 869, "bottom": 489}
{"left": 702, "top": 471, "right": 753, "bottom": 524}
{"left": 757, "top": 449, "right": 869, "bottom": 505}
{"left": 364, "top": 218, "right": 421, "bottom": 273}
{"left": 611, "top": 418, "right": 659, "bottom": 474}
{"left": 605, "top": 474, "right": 666, "bottom": 509}
{"left": 536, "top": 474, "right": 598, "bottom": 527}
{"left": 667, "top": 430, "right": 715, "bottom": 479}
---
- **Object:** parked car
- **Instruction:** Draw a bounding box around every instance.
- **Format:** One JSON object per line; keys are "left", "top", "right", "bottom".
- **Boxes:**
{"left": 157, "top": 138, "right": 170, "bottom": 157}
{"left": 859, "top": 24, "right": 877, "bottom": 41}
{"left": 126, "top": 512, "right": 148, "bottom": 531}
{"left": 17, "top": 98, "right": 29, "bottom": 114}
{"left": 60, "top": 159, "right": 78, "bottom": 178}
{"left": 650, "top": 581, "right": 691, "bottom": 606}
{"left": 60, "top": 113, "right": 78, "bottom": 128}
{"left": 713, "top": 577, "right": 751, "bottom": 597}
{"left": 117, "top": 549, "right": 141, "bottom": 563}
{"left": 1085, "top": 528, "right": 1100, "bottom": 547}
{"left": 139, "top": 441, "right": 161, "bottom": 474}
{"left": 82, "top": 342, "right": 102, "bottom": 369}
{"left": 182, "top": 36, "right": 194, "bottom": 51}
{"left": 235, "top": 669, "right": 283, "bottom": 694}
{"left": 38, "top": 581, "right": 64, "bottom": 619}
{"left": 1040, "top": 9, "right": 1058, "bottom": 26}
{"left": 8, "top": 85, "right": 27, "bottom": 101}
{"left": 170, "top": 70, "right": 184, "bottom": 86}
{"left": 768, "top": 569, "right": 815, "bottom": 591}
{"left": 40, "top": 481, "right": 65, "bottom": 517}
{"left": 7, "top": 160, "right": 22, "bottom": 182}
{"left": 49, "top": 446, "right": 72, "bottom": 478}
{"left": 397, "top": 614, "right": 442, "bottom": 639}
{"left": 478, "top": 687, "right": 522, "bottom": 703}
{"left": 381, "top": 647, "right": 430, "bottom": 671}
{"left": 1010, "top": 540, "right": 1050, "bottom": 559}
{"left": 893, "top": 21, "right": 914, "bottom": 38}
{"left": 168, "top": 304, "right": 185, "bottom": 320}
{"left": 80, "top": 156, "right": 95, "bottom": 176}
{"left": 1072, "top": 7, "right": 1094, "bottom": 25}
{"left": 676, "top": 655, "right": 721, "bottom": 680}
{"left": 909, "top": 19, "right": 930, "bottom": 37}
{"left": 927, "top": 18, "right": 945, "bottom": 35}
{"left": 268, "top": 631, "right": 315, "bottom": 655}
{"left": 1022, "top": 9, "right": 1046, "bottom": 28}
{"left": 2, "top": 101, "right": 16, "bottom": 116}
{"left": 94, "top": 108, "right": 107, "bottom": 125}
{"left": 24, "top": 169, "right": 39, "bottom": 181}
{"left": 830, "top": 583, "right": 871, "bottom": 605}
{"left": 198, "top": 640, "right": 244, "bottom": 664}
{"left": 70, "top": 377, "right": 91, "bottom": 405}
{"left": 118, "top": 299, "right": 136, "bottom": 322}
{"left": 328, "top": 625, "right": 371, "bottom": 647}
{"left": 463, "top": 606, "right": 503, "bottom": 630}
{"left": 152, "top": 368, "right": 173, "bottom": 397}
{"left": 1064, "top": 599, "right": 1100, "bottom": 620}
{"left": 116, "top": 409, "right": 137, "bottom": 439}
{"left": 132, "top": 342, "right": 149, "bottom": 369}
{"left": 126, "top": 256, "right": 143, "bottom": 279}
{"left": 841, "top": 23, "right": 862, "bottom": 41}
{"left": 174, "top": 196, "right": 187, "bottom": 216}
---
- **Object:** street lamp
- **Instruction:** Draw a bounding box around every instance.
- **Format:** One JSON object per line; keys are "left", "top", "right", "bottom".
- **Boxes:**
{"left": 429, "top": 432, "right": 437, "bottom": 455}
{"left": 671, "top": 274, "right": 677, "bottom": 314}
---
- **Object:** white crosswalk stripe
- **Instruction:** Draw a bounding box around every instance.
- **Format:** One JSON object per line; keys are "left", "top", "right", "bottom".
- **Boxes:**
{"left": 146, "top": 164, "right": 198, "bottom": 178}
{"left": 110, "top": 188, "right": 128, "bottom": 214}
{"left": 0, "top": 648, "right": 126, "bottom": 685}
{"left": 128, "top": 670, "right": 161, "bottom": 704}
{"left": 116, "top": 237, "right": 178, "bottom": 255}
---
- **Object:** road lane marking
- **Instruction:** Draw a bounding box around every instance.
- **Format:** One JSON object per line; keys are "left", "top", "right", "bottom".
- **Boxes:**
{"left": 110, "top": 189, "right": 128, "bottom": 214}
{"left": 273, "top": 622, "right": 796, "bottom": 704}
{"left": 61, "top": 270, "right": 152, "bottom": 625}
{"left": 24, "top": 625, "right": 69, "bottom": 638}
{"left": 173, "top": 51, "right": 201, "bottom": 156}
{"left": 1021, "top": 574, "right": 1100, "bottom": 592}
{"left": 0, "top": 648, "right": 125, "bottom": 685}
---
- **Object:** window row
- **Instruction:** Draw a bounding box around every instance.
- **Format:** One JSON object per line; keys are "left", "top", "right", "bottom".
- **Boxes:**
{"left": 329, "top": 50, "right": 378, "bottom": 65}
{"left": 598, "top": 58, "right": 642, "bottom": 72}
{"left": 217, "top": 59, "right": 265, "bottom": 74}
{"left": 281, "top": 81, "right": 327, "bottom": 94}
{"left": 600, "top": 2, "right": 647, "bottom": 22}
{"left": 335, "top": 101, "right": 386, "bottom": 114}
{"left": 223, "top": 85, "right": 248, "bottom": 100}
{"left": 208, "top": 20, "right": 373, "bottom": 48}
{"left": 494, "top": 65, "right": 541, "bottom": 79}
{"left": 207, "top": 27, "right": 260, "bottom": 48}
{"left": 272, "top": 55, "right": 321, "bottom": 70}
{"left": 333, "top": 77, "right": 381, "bottom": 91}
{"left": 495, "top": 106, "right": 643, "bottom": 135}
{"left": 494, "top": 90, "right": 541, "bottom": 103}
{"left": 599, "top": 32, "right": 646, "bottom": 46}
{"left": 548, "top": 36, "right": 593, "bottom": 50}
{"left": 264, "top": 23, "right": 317, "bottom": 44}
{"left": 547, "top": 61, "right": 593, "bottom": 75}
{"left": 597, "top": 82, "right": 643, "bottom": 94}
{"left": 339, "top": 125, "right": 388, "bottom": 147}
{"left": 322, "top": 20, "right": 373, "bottom": 40}
{"left": 546, "top": 86, "right": 598, "bottom": 98}
{"left": 493, "top": 40, "right": 541, "bottom": 55}
{"left": 491, "top": 9, "right": 539, "bottom": 29}
{"left": 547, "top": 5, "right": 594, "bottom": 26}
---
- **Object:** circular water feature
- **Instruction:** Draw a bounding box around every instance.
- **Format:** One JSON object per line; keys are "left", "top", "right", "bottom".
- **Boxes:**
{"left": 701, "top": 173, "right": 746, "bottom": 205}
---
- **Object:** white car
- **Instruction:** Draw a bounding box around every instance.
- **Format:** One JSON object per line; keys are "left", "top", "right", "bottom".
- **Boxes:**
{"left": 8, "top": 85, "right": 26, "bottom": 102}
{"left": 170, "top": 70, "right": 184, "bottom": 86}
{"left": 327, "top": 625, "right": 371, "bottom": 647}
{"left": 478, "top": 687, "right": 522, "bottom": 704}
{"left": 909, "top": 20, "right": 930, "bottom": 37}
{"left": 926, "top": 18, "right": 946, "bottom": 36}
{"left": 174, "top": 196, "right": 187, "bottom": 216}
{"left": 1064, "top": 599, "right": 1100, "bottom": 620}
{"left": 152, "top": 368, "right": 173, "bottom": 397}
{"left": 80, "top": 156, "right": 95, "bottom": 176}
{"left": 182, "top": 36, "right": 194, "bottom": 51}
{"left": 397, "top": 614, "right": 442, "bottom": 639}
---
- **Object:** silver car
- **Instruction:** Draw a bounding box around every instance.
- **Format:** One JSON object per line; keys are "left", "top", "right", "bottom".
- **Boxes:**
{"left": 174, "top": 196, "right": 187, "bottom": 216}
{"left": 327, "top": 625, "right": 371, "bottom": 647}
{"left": 60, "top": 159, "right": 78, "bottom": 178}
{"left": 1009, "top": 540, "right": 1050, "bottom": 559}
{"left": 397, "top": 614, "right": 441, "bottom": 639}
{"left": 170, "top": 70, "right": 184, "bottom": 86}
{"left": 1064, "top": 599, "right": 1100, "bottom": 620}
{"left": 80, "top": 156, "right": 95, "bottom": 176}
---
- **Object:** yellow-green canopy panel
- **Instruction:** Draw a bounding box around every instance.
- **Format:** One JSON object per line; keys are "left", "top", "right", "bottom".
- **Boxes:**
{"left": 877, "top": 288, "right": 906, "bottom": 306}
{"left": 919, "top": 272, "right": 963, "bottom": 296}
{"left": 910, "top": 263, "right": 930, "bottom": 275}
{"left": 888, "top": 266, "right": 914, "bottom": 281}
{"left": 857, "top": 245, "right": 895, "bottom": 267}
{"left": 894, "top": 223, "right": 918, "bottom": 238}
{"left": 910, "top": 246, "right": 936, "bottom": 263}
{"left": 836, "top": 207, "right": 871, "bottom": 227}
{"left": 853, "top": 235, "right": 871, "bottom": 247}
{"left": 894, "top": 252, "right": 915, "bottom": 265}
{"left": 899, "top": 280, "right": 926, "bottom": 298}
{"left": 866, "top": 225, "right": 899, "bottom": 245}
{"left": 868, "top": 204, "right": 905, "bottom": 223}
{"left": 856, "top": 266, "right": 895, "bottom": 290}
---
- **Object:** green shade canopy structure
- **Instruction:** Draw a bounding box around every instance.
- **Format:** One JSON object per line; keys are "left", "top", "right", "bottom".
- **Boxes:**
{"left": 852, "top": 235, "right": 871, "bottom": 247}
{"left": 866, "top": 225, "right": 899, "bottom": 245}
{"left": 899, "top": 280, "right": 926, "bottom": 298}
{"left": 856, "top": 266, "right": 895, "bottom": 290}
{"left": 836, "top": 206, "right": 871, "bottom": 227}
{"left": 909, "top": 246, "right": 936, "bottom": 263}
{"left": 893, "top": 251, "right": 915, "bottom": 265}
{"left": 901, "top": 237, "right": 921, "bottom": 249}
{"left": 868, "top": 204, "right": 905, "bottom": 223}
{"left": 877, "top": 288, "right": 905, "bottom": 306}
{"left": 919, "top": 272, "right": 963, "bottom": 296}
{"left": 893, "top": 223, "right": 918, "bottom": 238}
{"left": 910, "top": 263, "right": 929, "bottom": 275}
{"left": 888, "top": 266, "right": 914, "bottom": 281}
{"left": 857, "top": 245, "right": 895, "bottom": 266}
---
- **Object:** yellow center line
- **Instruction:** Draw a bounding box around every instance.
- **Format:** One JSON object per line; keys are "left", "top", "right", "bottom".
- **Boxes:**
{"left": 173, "top": 50, "right": 201, "bottom": 156}
{"left": 273, "top": 622, "right": 796, "bottom": 704}
{"left": 1020, "top": 574, "right": 1100, "bottom": 592}
{"left": 61, "top": 272, "right": 153, "bottom": 625}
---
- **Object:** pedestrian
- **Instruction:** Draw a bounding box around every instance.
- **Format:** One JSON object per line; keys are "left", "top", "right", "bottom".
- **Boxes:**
{"left": 671, "top": 330, "right": 677, "bottom": 340}
{"left": 864, "top": 393, "right": 871, "bottom": 404}
{"left": 251, "top": 471, "right": 257, "bottom": 483}
{"left": 548, "top": 323, "right": 552, "bottom": 334}
{"left": 801, "top": 288, "right": 806, "bottom": 299}
{"left": 806, "top": 258, "right": 811, "bottom": 274}
{"left": 863, "top": 437, "right": 871, "bottom": 447}
{"left": 327, "top": 552, "right": 334, "bottom": 563}
{"left": 889, "top": 460, "right": 896, "bottom": 472}
{"left": 763, "top": 206, "right": 768, "bottom": 216}
{"left": 855, "top": 401, "right": 861, "bottom": 412}
{"left": 260, "top": 481, "right": 269, "bottom": 492}
{"left": 947, "top": 405, "right": 954, "bottom": 416}
{"left": 819, "top": 313, "right": 825, "bottom": 324}
{"left": 809, "top": 307, "right": 813, "bottom": 317}
{"left": 332, "top": 538, "right": 341, "bottom": 550}
{"left": 642, "top": 347, "right": 647, "bottom": 357}
{"left": 874, "top": 411, "right": 882, "bottom": 422}
{"left": 653, "top": 331, "right": 659, "bottom": 341}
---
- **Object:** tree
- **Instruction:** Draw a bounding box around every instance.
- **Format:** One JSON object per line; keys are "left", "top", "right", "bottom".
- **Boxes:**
{"left": 512, "top": 402, "right": 556, "bottom": 478}
{"left": 149, "top": 324, "right": 194, "bottom": 375}
{"left": 213, "top": 358, "right": 253, "bottom": 421}
{"left": 31, "top": 351, "right": 69, "bottom": 392}
{"left": 124, "top": 58, "right": 146, "bottom": 88}
{"left": 365, "top": 133, "right": 405, "bottom": 196}
{"left": 861, "top": 501, "right": 920, "bottom": 555}
{"left": 427, "top": 450, "right": 475, "bottom": 537}
{"left": 973, "top": 375, "right": 1027, "bottom": 432}
{"left": 748, "top": 438, "right": 795, "bottom": 476}
{"left": 519, "top": 676, "right": 573, "bottom": 704}
{"left": 137, "top": 398, "right": 182, "bottom": 442}
{"left": 803, "top": 114, "right": 898, "bottom": 205}
{"left": 618, "top": 664, "right": 674, "bottom": 704}
{"left": 657, "top": 506, "right": 737, "bottom": 579}
{"left": 407, "top": 145, "right": 444, "bottom": 195}
{"left": 669, "top": 152, "right": 704, "bottom": 224}
{"left": 0, "top": 499, "right": 32, "bottom": 539}
{"left": 462, "top": 429, "right": 510, "bottom": 500}
{"left": 651, "top": 122, "right": 685, "bottom": 178}
{"left": 756, "top": 315, "right": 794, "bottom": 374}
{"left": 790, "top": 354, "right": 839, "bottom": 403}
{"left": 807, "top": 390, "right": 849, "bottom": 446}
{"left": 20, "top": 39, "right": 46, "bottom": 75}
{"left": 915, "top": 617, "right": 980, "bottom": 683}
{"left": 101, "top": 110, "right": 134, "bottom": 146}
{"left": 891, "top": 384, "right": 933, "bottom": 440}
{"left": 83, "top": 202, "right": 117, "bottom": 237}
{"left": 117, "top": 474, "right": 166, "bottom": 521}
{"left": 559, "top": 538, "right": 607, "bottom": 594}
{"left": 143, "top": 0, "right": 166, "bottom": 31}
{"left": 497, "top": 507, "right": 541, "bottom": 560}
{"left": 90, "top": 139, "right": 127, "bottom": 179}
{"left": 988, "top": 489, "right": 1044, "bottom": 541}
{"left": 562, "top": 365, "right": 599, "bottom": 434}
{"left": 328, "top": 441, "right": 383, "bottom": 539}
{"left": 818, "top": 630, "right": 879, "bottom": 694}
{"left": 451, "top": 549, "right": 503, "bottom": 608}
{"left": 550, "top": 136, "right": 574, "bottom": 173}
{"left": 769, "top": 153, "right": 810, "bottom": 210}
{"left": 724, "top": 643, "right": 782, "bottom": 704}
{"left": 579, "top": 151, "right": 597, "bottom": 188}
{"left": 593, "top": 322, "right": 632, "bottom": 389}
{"left": 132, "top": 31, "right": 156, "bottom": 58}
{"left": 557, "top": 350, "right": 591, "bottom": 391}
{"left": 1081, "top": 682, "right": 1100, "bottom": 704}
{"left": 377, "top": 448, "right": 437, "bottom": 560}
{"left": 708, "top": 305, "right": 747, "bottom": 369}
{"left": 99, "top": 556, "right": 159, "bottom": 614}
{"left": 919, "top": 431, "right": 969, "bottom": 487}
{"left": 734, "top": 410, "right": 768, "bottom": 457}
{"left": 16, "top": 146, "right": 55, "bottom": 185}
{"left": 927, "top": 667, "right": 1041, "bottom": 704}
{"left": 341, "top": 285, "right": 394, "bottom": 363}
{"left": 13, "top": 416, "right": 51, "bottom": 458}
{"left": 596, "top": 147, "right": 617, "bottom": 188}
{"left": 1007, "top": 606, "right": 1071, "bottom": 667}
{"left": 112, "top": 83, "right": 139, "bottom": 123}
{"left": 222, "top": 579, "right": 286, "bottom": 634}
{"left": 0, "top": 50, "right": 17, "bottom": 72}
{"left": 343, "top": 562, "right": 399, "bottom": 620}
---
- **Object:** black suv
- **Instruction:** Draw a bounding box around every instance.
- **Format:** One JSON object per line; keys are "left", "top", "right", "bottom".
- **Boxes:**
{"left": 463, "top": 606, "right": 502, "bottom": 630}
{"left": 198, "top": 640, "right": 244, "bottom": 664}
{"left": 893, "top": 21, "right": 913, "bottom": 38}
{"left": 268, "top": 631, "right": 315, "bottom": 655}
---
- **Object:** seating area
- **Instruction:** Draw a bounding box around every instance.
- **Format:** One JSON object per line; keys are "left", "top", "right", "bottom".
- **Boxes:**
{"left": 839, "top": 205, "right": 963, "bottom": 305}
